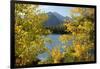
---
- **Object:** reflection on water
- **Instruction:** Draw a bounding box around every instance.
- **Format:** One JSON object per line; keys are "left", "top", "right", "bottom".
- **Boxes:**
{"left": 37, "top": 34, "right": 72, "bottom": 60}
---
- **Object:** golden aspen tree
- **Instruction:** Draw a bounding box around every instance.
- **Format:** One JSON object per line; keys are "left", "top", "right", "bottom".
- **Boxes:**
{"left": 15, "top": 4, "right": 51, "bottom": 66}
{"left": 60, "top": 7, "right": 95, "bottom": 62}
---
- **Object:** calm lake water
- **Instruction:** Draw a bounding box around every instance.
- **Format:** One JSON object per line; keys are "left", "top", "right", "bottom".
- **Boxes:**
{"left": 37, "top": 34, "right": 73, "bottom": 60}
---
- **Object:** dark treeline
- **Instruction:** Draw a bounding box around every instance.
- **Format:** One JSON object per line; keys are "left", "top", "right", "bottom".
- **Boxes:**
{"left": 44, "top": 23, "right": 70, "bottom": 34}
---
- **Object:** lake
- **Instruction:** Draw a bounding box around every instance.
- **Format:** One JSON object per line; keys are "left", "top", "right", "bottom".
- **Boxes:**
{"left": 37, "top": 34, "right": 73, "bottom": 60}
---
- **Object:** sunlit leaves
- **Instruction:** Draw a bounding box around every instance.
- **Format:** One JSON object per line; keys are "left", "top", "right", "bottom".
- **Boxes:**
{"left": 62, "top": 7, "right": 95, "bottom": 62}
{"left": 51, "top": 47, "right": 62, "bottom": 63}
{"left": 59, "top": 34, "right": 73, "bottom": 43}
{"left": 74, "top": 44, "right": 85, "bottom": 58}
{"left": 15, "top": 4, "right": 95, "bottom": 65}
{"left": 15, "top": 4, "right": 51, "bottom": 66}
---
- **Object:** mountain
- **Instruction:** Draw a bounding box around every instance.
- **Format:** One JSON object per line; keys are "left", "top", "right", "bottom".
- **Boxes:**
{"left": 53, "top": 12, "right": 65, "bottom": 22}
{"left": 44, "top": 12, "right": 71, "bottom": 27}
{"left": 44, "top": 12, "right": 71, "bottom": 34}
{"left": 53, "top": 12, "right": 71, "bottom": 21}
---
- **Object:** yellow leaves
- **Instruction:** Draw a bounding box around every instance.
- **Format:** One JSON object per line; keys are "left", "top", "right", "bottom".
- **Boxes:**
{"left": 59, "top": 34, "right": 72, "bottom": 43}
{"left": 64, "top": 23, "right": 73, "bottom": 32}
{"left": 72, "top": 8, "right": 81, "bottom": 13}
{"left": 15, "top": 26, "right": 22, "bottom": 33}
{"left": 59, "top": 35, "right": 68, "bottom": 43}
{"left": 16, "top": 58, "right": 22, "bottom": 66}
{"left": 65, "top": 20, "right": 93, "bottom": 36}
{"left": 51, "top": 47, "right": 62, "bottom": 63}
{"left": 84, "top": 21, "right": 94, "bottom": 32}
{"left": 72, "top": 32, "right": 76, "bottom": 35}
{"left": 61, "top": 7, "right": 95, "bottom": 62}
{"left": 72, "top": 8, "right": 90, "bottom": 15}
{"left": 15, "top": 4, "right": 95, "bottom": 65}
{"left": 78, "top": 25, "right": 83, "bottom": 29}
{"left": 71, "top": 7, "right": 94, "bottom": 21}
{"left": 74, "top": 44, "right": 85, "bottom": 58}
{"left": 51, "top": 48, "right": 61, "bottom": 59}
{"left": 64, "top": 22, "right": 79, "bottom": 35}
{"left": 71, "top": 8, "right": 84, "bottom": 15}
{"left": 86, "top": 8, "right": 94, "bottom": 16}
{"left": 15, "top": 3, "right": 51, "bottom": 66}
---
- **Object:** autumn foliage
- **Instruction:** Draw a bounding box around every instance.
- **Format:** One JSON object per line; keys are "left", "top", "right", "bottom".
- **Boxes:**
{"left": 15, "top": 4, "right": 95, "bottom": 67}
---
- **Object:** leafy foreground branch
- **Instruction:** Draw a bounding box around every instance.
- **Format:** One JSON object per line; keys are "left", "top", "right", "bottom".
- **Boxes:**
{"left": 15, "top": 4, "right": 51, "bottom": 67}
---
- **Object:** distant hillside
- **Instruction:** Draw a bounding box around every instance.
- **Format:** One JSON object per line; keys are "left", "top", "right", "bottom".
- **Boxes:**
{"left": 44, "top": 12, "right": 71, "bottom": 34}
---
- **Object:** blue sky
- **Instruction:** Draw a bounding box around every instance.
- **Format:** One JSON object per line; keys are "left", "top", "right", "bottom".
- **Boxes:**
{"left": 38, "top": 5, "right": 73, "bottom": 17}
